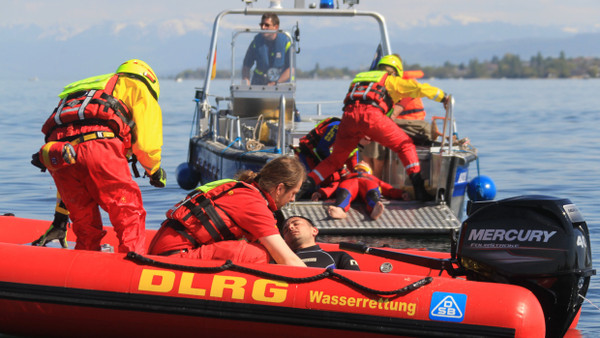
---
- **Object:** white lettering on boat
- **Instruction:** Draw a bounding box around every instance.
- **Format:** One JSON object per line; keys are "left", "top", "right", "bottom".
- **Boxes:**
{"left": 309, "top": 290, "right": 416, "bottom": 316}
{"left": 467, "top": 229, "right": 557, "bottom": 243}
{"left": 577, "top": 235, "right": 587, "bottom": 248}
{"left": 137, "top": 269, "right": 288, "bottom": 303}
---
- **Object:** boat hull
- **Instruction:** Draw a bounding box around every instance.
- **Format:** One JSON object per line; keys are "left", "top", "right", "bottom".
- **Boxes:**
{"left": 0, "top": 216, "right": 548, "bottom": 337}
{"left": 189, "top": 136, "right": 275, "bottom": 185}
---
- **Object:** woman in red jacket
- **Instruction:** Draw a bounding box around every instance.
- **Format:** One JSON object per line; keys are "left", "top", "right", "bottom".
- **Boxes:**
{"left": 148, "top": 156, "right": 307, "bottom": 267}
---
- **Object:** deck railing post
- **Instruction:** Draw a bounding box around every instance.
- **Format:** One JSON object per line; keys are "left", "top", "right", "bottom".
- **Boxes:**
{"left": 210, "top": 111, "right": 218, "bottom": 142}
{"left": 235, "top": 117, "right": 242, "bottom": 148}
{"left": 277, "top": 95, "right": 286, "bottom": 153}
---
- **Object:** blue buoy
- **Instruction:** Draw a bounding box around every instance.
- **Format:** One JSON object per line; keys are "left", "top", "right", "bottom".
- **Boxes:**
{"left": 467, "top": 175, "right": 496, "bottom": 201}
{"left": 319, "top": 0, "right": 334, "bottom": 8}
{"left": 176, "top": 162, "right": 200, "bottom": 190}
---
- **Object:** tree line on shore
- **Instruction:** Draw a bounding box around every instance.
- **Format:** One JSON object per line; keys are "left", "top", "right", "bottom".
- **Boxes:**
{"left": 174, "top": 52, "right": 600, "bottom": 80}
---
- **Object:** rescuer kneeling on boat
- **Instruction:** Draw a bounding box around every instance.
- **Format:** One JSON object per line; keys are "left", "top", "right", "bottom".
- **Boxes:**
{"left": 301, "top": 54, "right": 450, "bottom": 202}
{"left": 282, "top": 215, "right": 359, "bottom": 270}
{"left": 148, "top": 156, "right": 307, "bottom": 267}
{"left": 34, "top": 59, "right": 165, "bottom": 254}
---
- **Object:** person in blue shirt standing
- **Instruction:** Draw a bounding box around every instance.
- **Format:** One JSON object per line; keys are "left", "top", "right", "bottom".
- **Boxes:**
{"left": 242, "top": 13, "right": 292, "bottom": 86}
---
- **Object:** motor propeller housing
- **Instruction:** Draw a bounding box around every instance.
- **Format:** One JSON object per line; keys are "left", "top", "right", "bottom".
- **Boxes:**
{"left": 457, "top": 195, "right": 595, "bottom": 337}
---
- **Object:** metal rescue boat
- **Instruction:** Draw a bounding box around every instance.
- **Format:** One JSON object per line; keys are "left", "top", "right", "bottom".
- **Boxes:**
{"left": 175, "top": 0, "right": 478, "bottom": 234}
{"left": 0, "top": 195, "right": 594, "bottom": 337}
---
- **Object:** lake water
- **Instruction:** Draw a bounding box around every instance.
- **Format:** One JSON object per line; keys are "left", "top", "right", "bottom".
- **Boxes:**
{"left": 1, "top": 78, "right": 599, "bottom": 335}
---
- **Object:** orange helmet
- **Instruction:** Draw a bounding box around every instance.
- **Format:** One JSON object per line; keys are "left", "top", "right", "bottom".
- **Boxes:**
{"left": 116, "top": 59, "right": 160, "bottom": 100}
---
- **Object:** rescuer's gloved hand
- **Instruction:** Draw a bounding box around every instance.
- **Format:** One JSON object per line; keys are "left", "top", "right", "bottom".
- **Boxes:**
{"left": 149, "top": 167, "right": 167, "bottom": 188}
{"left": 32, "top": 212, "right": 69, "bottom": 248}
{"left": 31, "top": 152, "right": 47, "bottom": 172}
{"left": 441, "top": 93, "right": 451, "bottom": 110}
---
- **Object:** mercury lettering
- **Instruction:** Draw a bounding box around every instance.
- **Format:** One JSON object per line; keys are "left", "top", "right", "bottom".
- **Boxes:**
{"left": 138, "top": 269, "right": 288, "bottom": 303}
{"left": 309, "top": 290, "right": 417, "bottom": 316}
{"left": 468, "top": 229, "right": 556, "bottom": 242}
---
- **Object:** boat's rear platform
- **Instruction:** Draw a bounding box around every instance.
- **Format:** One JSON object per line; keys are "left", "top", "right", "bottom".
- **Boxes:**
{"left": 282, "top": 200, "right": 461, "bottom": 235}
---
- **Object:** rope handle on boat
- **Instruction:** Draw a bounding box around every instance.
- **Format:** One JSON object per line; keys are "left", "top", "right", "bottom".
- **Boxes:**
{"left": 126, "top": 252, "right": 432, "bottom": 297}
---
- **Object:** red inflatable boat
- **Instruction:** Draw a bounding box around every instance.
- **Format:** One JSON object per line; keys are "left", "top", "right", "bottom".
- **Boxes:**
{"left": 0, "top": 196, "right": 594, "bottom": 338}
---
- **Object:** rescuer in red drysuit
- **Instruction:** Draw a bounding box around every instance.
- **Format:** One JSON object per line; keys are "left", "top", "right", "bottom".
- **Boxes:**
{"left": 362, "top": 70, "right": 428, "bottom": 179}
{"left": 148, "top": 156, "right": 307, "bottom": 267}
{"left": 35, "top": 59, "right": 165, "bottom": 254}
{"left": 300, "top": 54, "right": 449, "bottom": 202}
{"left": 312, "top": 161, "right": 409, "bottom": 220}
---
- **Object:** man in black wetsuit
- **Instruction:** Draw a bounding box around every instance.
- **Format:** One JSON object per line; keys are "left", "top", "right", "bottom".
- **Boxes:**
{"left": 282, "top": 216, "right": 360, "bottom": 270}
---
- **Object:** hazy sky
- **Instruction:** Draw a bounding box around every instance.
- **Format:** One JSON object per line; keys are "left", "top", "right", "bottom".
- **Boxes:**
{"left": 3, "top": 0, "right": 600, "bottom": 37}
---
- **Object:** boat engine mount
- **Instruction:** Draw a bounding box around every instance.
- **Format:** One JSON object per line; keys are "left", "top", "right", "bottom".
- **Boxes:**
{"left": 456, "top": 195, "right": 595, "bottom": 337}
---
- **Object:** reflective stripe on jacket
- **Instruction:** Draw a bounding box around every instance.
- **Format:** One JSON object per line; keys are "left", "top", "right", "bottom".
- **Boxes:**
{"left": 344, "top": 71, "right": 393, "bottom": 114}
{"left": 42, "top": 73, "right": 134, "bottom": 148}
{"left": 43, "top": 73, "right": 163, "bottom": 175}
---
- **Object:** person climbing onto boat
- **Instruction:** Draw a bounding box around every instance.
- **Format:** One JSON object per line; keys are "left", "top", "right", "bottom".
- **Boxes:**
{"left": 300, "top": 54, "right": 450, "bottom": 202}
{"left": 242, "top": 12, "right": 292, "bottom": 86}
{"left": 312, "top": 161, "right": 410, "bottom": 220}
{"left": 148, "top": 156, "right": 307, "bottom": 267}
{"left": 33, "top": 59, "right": 166, "bottom": 254}
{"left": 362, "top": 67, "right": 430, "bottom": 179}
{"left": 282, "top": 215, "right": 359, "bottom": 270}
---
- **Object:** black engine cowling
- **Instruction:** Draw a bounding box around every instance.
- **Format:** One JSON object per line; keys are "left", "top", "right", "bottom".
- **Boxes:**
{"left": 456, "top": 195, "right": 595, "bottom": 337}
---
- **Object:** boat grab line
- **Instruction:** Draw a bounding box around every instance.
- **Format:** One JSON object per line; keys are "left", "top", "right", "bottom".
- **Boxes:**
{"left": 580, "top": 294, "right": 600, "bottom": 311}
{"left": 126, "top": 252, "right": 432, "bottom": 297}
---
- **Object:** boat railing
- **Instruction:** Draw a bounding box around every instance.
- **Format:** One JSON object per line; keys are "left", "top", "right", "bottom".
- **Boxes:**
{"left": 225, "top": 114, "right": 243, "bottom": 149}
{"left": 209, "top": 109, "right": 218, "bottom": 142}
{"left": 196, "top": 5, "right": 394, "bottom": 152}
{"left": 204, "top": 92, "right": 293, "bottom": 154}
{"left": 202, "top": 7, "right": 392, "bottom": 102}
{"left": 438, "top": 95, "right": 455, "bottom": 155}
{"left": 295, "top": 100, "right": 341, "bottom": 116}
{"left": 277, "top": 95, "right": 287, "bottom": 153}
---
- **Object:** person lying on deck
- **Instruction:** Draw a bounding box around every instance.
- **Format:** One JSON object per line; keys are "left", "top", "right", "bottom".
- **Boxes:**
{"left": 311, "top": 161, "right": 410, "bottom": 220}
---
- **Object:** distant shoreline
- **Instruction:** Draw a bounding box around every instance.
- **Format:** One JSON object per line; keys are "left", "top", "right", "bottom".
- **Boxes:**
{"left": 172, "top": 52, "right": 600, "bottom": 80}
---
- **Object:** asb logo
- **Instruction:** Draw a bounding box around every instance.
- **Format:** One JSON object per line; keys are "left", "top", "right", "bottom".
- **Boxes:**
{"left": 429, "top": 292, "right": 467, "bottom": 322}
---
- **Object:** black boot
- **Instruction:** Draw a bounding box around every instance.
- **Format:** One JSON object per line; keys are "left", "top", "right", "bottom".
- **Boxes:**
{"left": 297, "top": 176, "right": 316, "bottom": 200}
{"left": 410, "top": 173, "right": 434, "bottom": 202}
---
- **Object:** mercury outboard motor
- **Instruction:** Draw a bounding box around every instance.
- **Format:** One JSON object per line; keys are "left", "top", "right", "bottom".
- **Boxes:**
{"left": 456, "top": 195, "right": 595, "bottom": 337}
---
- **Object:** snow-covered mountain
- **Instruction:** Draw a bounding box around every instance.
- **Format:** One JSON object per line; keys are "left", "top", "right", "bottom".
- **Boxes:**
{"left": 2, "top": 18, "right": 599, "bottom": 81}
